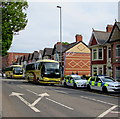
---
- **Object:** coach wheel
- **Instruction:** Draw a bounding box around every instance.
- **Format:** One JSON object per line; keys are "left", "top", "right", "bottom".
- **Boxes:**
{"left": 10, "top": 75, "right": 12, "bottom": 79}
{"left": 51, "top": 84, "right": 54, "bottom": 86}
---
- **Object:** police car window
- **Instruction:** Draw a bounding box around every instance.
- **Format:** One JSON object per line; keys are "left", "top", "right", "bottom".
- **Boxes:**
{"left": 73, "top": 77, "right": 81, "bottom": 80}
{"left": 104, "top": 77, "right": 114, "bottom": 80}
{"left": 101, "top": 78, "right": 114, "bottom": 82}
{"left": 96, "top": 78, "right": 101, "bottom": 82}
{"left": 91, "top": 77, "right": 95, "bottom": 81}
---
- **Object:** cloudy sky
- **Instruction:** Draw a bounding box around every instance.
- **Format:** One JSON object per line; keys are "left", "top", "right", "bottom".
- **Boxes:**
{"left": 8, "top": 1, "right": 119, "bottom": 53}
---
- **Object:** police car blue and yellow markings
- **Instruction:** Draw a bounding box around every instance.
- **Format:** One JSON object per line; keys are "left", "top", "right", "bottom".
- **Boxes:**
{"left": 64, "top": 77, "right": 74, "bottom": 83}
{"left": 87, "top": 77, "right": 109, "bottom": 87}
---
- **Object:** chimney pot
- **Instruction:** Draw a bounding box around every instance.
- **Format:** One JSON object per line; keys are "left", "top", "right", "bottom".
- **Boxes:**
{"left": 106, "top": 25, "right": 113, "bottom": 32}
{"left": 75, "top": 34, "right": 82, "bottom": 42}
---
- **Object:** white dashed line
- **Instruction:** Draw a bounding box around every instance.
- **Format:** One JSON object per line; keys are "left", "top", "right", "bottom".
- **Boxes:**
{"left": 111, "top": 111, "right": 120, "bottom": 114}
{"left": 80, "top": 96, "right": 116, "bottom": 106}
{"left": 46, "top": 97, "right": 74, "bottom": 110}
{"left": 53, "top": 90, "right": 68, "bottom": 94}
{"left": 26, "top": 89, "right": 38, "bottom": 95}
{"left": 17, "top": 86, "right": 23, "bottom": 89}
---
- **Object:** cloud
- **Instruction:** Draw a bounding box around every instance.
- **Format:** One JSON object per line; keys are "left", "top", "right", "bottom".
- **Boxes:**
{"left": 9, "top": 2, "right": 118, "bottom": 53}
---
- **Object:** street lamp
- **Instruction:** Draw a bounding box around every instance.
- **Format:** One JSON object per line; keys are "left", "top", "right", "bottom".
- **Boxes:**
{"left": 57, "top": 5, "right": 63, "bottom": 80}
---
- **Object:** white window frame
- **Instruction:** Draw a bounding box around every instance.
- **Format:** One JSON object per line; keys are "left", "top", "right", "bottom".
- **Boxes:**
{"left": 92, "top": 47, "right": 103, "bottom": 61}
{"left": 93, "top": 49, "right": 97, "bottom": 60}
{"left": 116, "top": 44, "right": 120, "bottom": 57}
{"left": 107, "top": 46, "right": 111, "bottom": 61}
{"left": 92, "top": 65, "right": 103, "bottom": 76}
{"left": 115, "top": 66, "right": 120, "bottom": 80}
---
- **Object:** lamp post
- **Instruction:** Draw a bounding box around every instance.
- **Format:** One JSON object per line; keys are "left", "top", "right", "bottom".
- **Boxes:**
{"left": 57, "top": 5, "right": 63, "bottom": 80}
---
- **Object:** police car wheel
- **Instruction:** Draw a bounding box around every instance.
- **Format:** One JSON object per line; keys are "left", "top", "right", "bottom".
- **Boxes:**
{"left": 102, "top": 86, "right": 108, "bottom": 93}
{"left": 27, "top": 77, "right": 31, "bottom": 83}
{"left": 87, "top": 85, "right": 91, "bottom": 91}
{"left": 64, "top": 82, "right": 67, "bottom": 87}
{"left": 74, "top": 83, "right": 77, "bottom": 88}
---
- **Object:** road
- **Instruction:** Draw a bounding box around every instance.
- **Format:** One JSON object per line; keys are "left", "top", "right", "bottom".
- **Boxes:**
{"left": 1, "top": 77, "right": 120, "bottom": 118}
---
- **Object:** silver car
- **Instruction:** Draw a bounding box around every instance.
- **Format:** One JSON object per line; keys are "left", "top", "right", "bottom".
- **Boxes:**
{"left": 63, "top": 75, "right": 87, "bottom": 88}
{"left": 87, "top": 76, "right": 120, "bottom": 92}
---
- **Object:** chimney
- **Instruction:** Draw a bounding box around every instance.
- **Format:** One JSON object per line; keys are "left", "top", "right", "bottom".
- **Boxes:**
{"left": 56, "top": 42, "right": 62, "bottom": 45}
{"left": 75, "top": 34, "right": 82, "bottom": 42}
{"left": 106, "top": 25, "right": 113, "bottom": 32}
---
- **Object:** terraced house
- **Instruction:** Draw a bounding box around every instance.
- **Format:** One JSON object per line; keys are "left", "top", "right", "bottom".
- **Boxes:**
{"left": 89, "top": 21, "right": 120, "bottom": 81}
{"left": 52, "top": 34, "right": 91, "bottom": 76}
{"left": 107, "top": 22, "right": 120, "bottom": 80}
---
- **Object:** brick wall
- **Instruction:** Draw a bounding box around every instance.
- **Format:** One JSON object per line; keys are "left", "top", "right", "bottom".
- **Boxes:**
{"left": 64, "top": 52, "right": 90, "bottom": 76}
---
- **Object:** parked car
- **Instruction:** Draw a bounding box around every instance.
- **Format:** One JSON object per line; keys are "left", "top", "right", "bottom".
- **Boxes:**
{"left": 63, "top": 75, "right": 87, "bottom": 88}
{"left": 87, "top": 76, "right": 120, "bottom": 92}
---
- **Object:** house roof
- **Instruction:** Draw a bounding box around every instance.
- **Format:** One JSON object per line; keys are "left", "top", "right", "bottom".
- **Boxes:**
{"left": 93, "top": 30, "right": 110, "bottom": 45}
{"left": 32, "top": 51, "right": 39, "bottom": 60}
{"left": 116, "top": 22, "right": 120, "bottom": 29}
{"left": 107, "top": 22, "right": 120, "bottom": 43}
{"left": 52, "top": 41, "right": 88, "bottom": 54}
{"left": 43, "top": 48, "right": 53, "bottom": 57}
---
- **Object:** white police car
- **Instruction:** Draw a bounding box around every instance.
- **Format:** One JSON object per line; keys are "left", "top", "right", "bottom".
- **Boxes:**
{"left": 63, "top": 75, "right": 87, "bottom": 88}
{"left": 87, "top": 76, "right": 120, "bottom": 92}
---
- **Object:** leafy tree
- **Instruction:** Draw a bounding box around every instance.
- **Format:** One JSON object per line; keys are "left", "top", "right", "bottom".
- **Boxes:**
{"left": 1, "top": 0, "right": 28, "bottom": 56}
{"left": 62, "top": 42, "right": 69, "bottom": 45}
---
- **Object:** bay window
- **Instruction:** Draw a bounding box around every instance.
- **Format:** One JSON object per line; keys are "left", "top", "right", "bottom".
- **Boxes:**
{"left": 92, "top": 47, "right": 103, "bottom": 60}
{"left": 116, "top": 67, "right": 120, "bottom": 80}
{"left": 116, "top": 45, "right": 120, "bottom": 57}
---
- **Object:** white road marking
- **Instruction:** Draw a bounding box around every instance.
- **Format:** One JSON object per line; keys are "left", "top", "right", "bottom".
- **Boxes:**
{"left": 26, "top": 89, "right": 38, "bottom": 95}
{"left": 31, "top": 93, "right": 49, "bottom": 106}
{"left": 9, "top": 92, "right": 40, "bottom": 112}
{"left": 80, "top": 96, "right": 116, "bottom": 106}
{"left": 98, "top": 105, "right": 118, "bottom": 117}
{"left": 31, "top": 97, "right": 42, "bottom": 106}
{"left": 17, "top": 86, "right": 23, "bottom": 89}
{"left": 53, "top": 90, "right": 68, "bottom": 94}
{"left": 111, "top": 111, "right": 120, "bottom": 114}
{"left": 25, "top": 89, "right": 74, "bottom": 111}
{"left": 46, "top": 97, "right": 74, "bottom": 110}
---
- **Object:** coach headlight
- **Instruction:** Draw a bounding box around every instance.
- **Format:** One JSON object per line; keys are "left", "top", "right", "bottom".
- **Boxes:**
{"left": 55, "top": 72, "right": 60, "bottom": 75}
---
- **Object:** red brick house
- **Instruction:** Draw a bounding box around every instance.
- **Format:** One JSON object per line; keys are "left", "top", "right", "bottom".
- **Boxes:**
{"left": 2, "top": 52, "right": 29, "bottom": 69}
{"left": 107, "top": 22, "right": 120, "bottom": 80}
{"left": 52, "top": 34, "right": 91, "bottom": 76}
{"left": 89, "top": 25, "right": 113, "bottom": 76}
{"left": 89, "top": 22, "right": 120, "bottom": 81}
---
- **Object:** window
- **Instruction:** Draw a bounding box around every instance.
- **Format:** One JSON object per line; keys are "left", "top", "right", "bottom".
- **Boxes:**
{"left": 92, "top": 48, "right": 103, "bottom": 60}
{"left": 93, "top": 49, "right": 97, "bottom": 60}
{"left": 116, "top": 67, "right": 120, "bottom": 80}
{"left": 93, "top": 67, "right": 97, "bottom": 76}
{"left": 108, "top": 47, "right": 111, "bottom": 58}
{"left": 15, "top": 55, "right": 18, "bottom": 59}
{"left": 98, "top": 67, "right": 102, "bottom": 75}
{"left": 98, "top": 48, "right": 102, "bottom": 59}
{"left": 92, "top": 66, "right": 103, "bottom": 76}
{"left": 116, "top": 45, "right": 120, "bottom": 57}
{"left": 91, "top": 77, "right": 95, "bottom": 81}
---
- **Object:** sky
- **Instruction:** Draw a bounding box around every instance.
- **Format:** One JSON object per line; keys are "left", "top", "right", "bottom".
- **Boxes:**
{"left": 8, "top": 1, "right": 119, "bottom": 53}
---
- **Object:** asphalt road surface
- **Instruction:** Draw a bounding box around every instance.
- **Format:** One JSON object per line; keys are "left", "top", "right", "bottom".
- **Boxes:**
{"left": 1, "top": 77, "right": 120, "bottom": 118}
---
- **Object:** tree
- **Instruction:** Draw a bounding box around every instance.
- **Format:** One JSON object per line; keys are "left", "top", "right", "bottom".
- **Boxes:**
{"left": 62, "top": 42, "right": 69, "bottom": 45}
{"left": 1, "top": 0, "right": 28, "bottom": 56}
